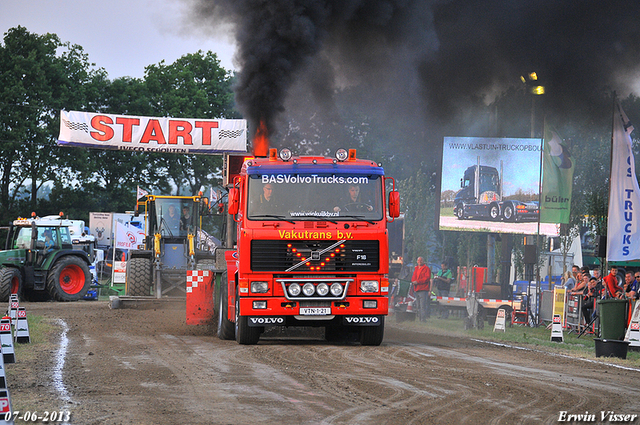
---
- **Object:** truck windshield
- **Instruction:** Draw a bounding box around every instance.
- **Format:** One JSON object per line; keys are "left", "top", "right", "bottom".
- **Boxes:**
{"left": 155, "top": 199, "right": 197, "bottom": 236}
{"left": 247, "top": 174, "right": 384, "bottom": 221}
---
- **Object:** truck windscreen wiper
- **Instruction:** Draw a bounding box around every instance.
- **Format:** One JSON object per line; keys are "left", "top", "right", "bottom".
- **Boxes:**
{"left": 339, "top": 214, "right": 377, "bottom": 225}
{"left": 301, "top": 215, "right": 338, "bottom": 224}
{"left": 251, "top": 214, "right": 296, "bottom": 224}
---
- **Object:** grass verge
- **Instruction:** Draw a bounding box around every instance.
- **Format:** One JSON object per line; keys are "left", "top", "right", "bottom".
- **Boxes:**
{"left": 390, "top": 313, "right": 640, "bottom": 368}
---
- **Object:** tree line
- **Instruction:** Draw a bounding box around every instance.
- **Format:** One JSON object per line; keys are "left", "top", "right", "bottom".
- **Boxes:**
{"left": 2, "top": 25, "right": 640, "bottom": 275}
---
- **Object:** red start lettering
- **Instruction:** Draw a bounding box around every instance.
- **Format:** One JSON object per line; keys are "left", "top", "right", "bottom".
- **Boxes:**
{"left": 169, "top": 120, "right": 193, "bottom": 145}
{"left": 140, "top": 119, "right": 166, "bottom": 144}
{"left": 90, "top": 115, "right": 114, "bottom": 141}
{"left": 89, "top": 116, "right": 221, "bottom": 145}
{"left": 195, "top": 121, "right": 219, "bottom": 145}
{"left": 115, "top": 117, "right": 140, "bottom": 143}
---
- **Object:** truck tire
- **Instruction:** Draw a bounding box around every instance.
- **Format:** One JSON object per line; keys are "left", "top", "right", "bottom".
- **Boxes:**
{"left": 455, "top": 204, "right": 465, "bottom": 220}
{"left": 127, "top": 258, "right": 152, "bottom": 296}
{"left": 0, "top": 268, "right": 21, "bottom": 302}
{"left": 490, "top": 204, "right": 500, "bottom": 220}
{"left": 217, "top": 272, "right": 235, "bottom": 340}
{"left": 235, "top": 286, "right": 261, "bottom": 345}
{"left": 503, "top": 204, "right": 515, "bottom": 221}
{"left": 47, "top": 256, "right": 91, "bottom": 301}
{"left": 360, "top": 317, "right": 384, "bottom": 346}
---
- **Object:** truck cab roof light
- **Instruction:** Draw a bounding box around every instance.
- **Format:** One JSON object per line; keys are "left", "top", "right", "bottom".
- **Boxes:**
{"left": 335, "top": 149, "right": 348, "bottom": 161}
{"left": 279, "top": 148, "right": 292, "bottom": 161}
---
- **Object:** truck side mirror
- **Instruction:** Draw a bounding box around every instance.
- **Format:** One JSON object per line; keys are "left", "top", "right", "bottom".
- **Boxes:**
{"left": 228, "top": 188, "right": 240, "bottom": 215}
{"left": 388, "top": 191, "right": 400, "bottom": 218}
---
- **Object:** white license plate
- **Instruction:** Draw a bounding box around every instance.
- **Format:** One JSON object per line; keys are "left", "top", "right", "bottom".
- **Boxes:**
{"left": 299, "top": 307, "right": 331, "bottom": 316}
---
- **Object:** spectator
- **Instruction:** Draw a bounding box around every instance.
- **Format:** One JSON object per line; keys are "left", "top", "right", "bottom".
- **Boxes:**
{"left": 624, "top": 271, "right": 638, "bottom": 300}
{"left": 411, "top": 257, "right": 432, "bottom": 322}
{"left": 593, "top": 268, "right": 605, "bottom": 297}
{"left": 433, "top": 262, "right": 454, "bottom": 319}
{"left": 603, "top": 265, "right": 624, "bottom": 299}
{"left": 572, "top": 264, "right": 580, "bottom": 282}
{"left": 629, "top": 272, "right": 640, "bottom": 300}
{"left": 582, "top": 277, "right": 600, "bottom": 324}
{"left": 569, "top": 268, "right": 585, "bottom": 295}
{"left": 561, "top": 271, "right": 576, "bottom": 291}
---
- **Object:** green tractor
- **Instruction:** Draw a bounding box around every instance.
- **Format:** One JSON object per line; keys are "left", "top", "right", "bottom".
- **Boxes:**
{"left": 126, "top": 194, "right": 216, "bottom": 297}
{"left": 0, "top": 213, "right": 91, "bottom": 302}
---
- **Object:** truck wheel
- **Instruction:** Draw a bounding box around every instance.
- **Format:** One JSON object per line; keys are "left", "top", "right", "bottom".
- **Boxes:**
{"left": 217, "top": 272, "right": 235, "bottom": 340}
{"left": 455, "top": 205, "right": 465, "bottom": 220}
{"left": 47, "top": 256, "right": 90, "bottom": 301}
{"left": 235, "top": 287, "right": 261, "bottom": 345}
{"left": 503, "top": 204, "right": 515, "bottom": 221}
{"left": 0, "top": 268, "right": 21, "bottom": 302}
{"left": 360, "top": 317, "right": 384, "bottom": 346}
{"left": 127, "top": 258, "right": 153, "bottom": 296}
{"left": 490, "top": 204, "right": 500, "bottom": 220}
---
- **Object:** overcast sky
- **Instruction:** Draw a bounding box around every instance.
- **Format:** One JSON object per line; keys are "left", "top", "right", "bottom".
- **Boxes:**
{"left": 0, "top": 0, "right": 237, "bottom": 79}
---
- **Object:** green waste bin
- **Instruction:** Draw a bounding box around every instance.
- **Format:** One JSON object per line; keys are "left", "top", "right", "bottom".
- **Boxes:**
{"left": 597, "top": 299, "right": 628, "bottom": 340}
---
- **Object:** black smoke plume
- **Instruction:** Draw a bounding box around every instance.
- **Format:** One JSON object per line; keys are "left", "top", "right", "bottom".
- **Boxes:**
{"left": 187, "top": 0, "right": 640, "bottom": 144}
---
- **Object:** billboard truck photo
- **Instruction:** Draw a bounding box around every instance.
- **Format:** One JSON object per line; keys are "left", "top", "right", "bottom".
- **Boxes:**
{"left": 439, "top": 137, "right": 559, "bottom": 236}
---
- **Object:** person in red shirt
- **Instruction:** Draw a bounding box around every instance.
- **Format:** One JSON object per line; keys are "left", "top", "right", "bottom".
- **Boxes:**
{"left": 603, "top": 266, "right": 624, "bottom": 299}
{"left": 411, "top": 257, "right": 432, "bottom": 322}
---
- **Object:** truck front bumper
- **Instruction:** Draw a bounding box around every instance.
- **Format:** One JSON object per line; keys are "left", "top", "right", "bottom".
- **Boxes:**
{"left": 238, "top": 296, "right": 388, "bottom": 327}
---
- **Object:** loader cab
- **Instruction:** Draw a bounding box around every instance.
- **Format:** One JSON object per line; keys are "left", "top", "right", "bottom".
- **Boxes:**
{"left": 148, "top": 197, "right": 199, "bottom": 238}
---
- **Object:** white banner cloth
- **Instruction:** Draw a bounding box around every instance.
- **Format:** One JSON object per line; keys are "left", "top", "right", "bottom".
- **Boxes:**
{"left": 607, "top": 99, "right": 640, "bottom": 261}
{"left": 58, "top": 110, "right": 247, "bottom": 154}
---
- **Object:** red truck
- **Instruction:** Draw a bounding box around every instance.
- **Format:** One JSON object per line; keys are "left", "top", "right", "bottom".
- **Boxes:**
{"left": 217, "top": 148, "right": 400, "bottom": 345}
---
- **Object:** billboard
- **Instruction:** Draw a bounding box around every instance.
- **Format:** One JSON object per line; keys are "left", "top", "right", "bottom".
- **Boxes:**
{"left": 439, "top": 137, "right": 558, "bottom": 236}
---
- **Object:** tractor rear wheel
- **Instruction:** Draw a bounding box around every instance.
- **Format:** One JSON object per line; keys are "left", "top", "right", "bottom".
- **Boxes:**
{"left": 47, "top": 256, "right": 91, "bottom": 301}
{"left": 127, "top": 258, "right": 153, "bottom": 296}
{"left": 0, "top": 268, "right": 21, "bottom": 302}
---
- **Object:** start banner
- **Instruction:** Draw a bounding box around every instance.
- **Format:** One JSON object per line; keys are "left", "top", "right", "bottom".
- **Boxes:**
{"left": 58, "top": 110, "right": 247, "bottom": 154}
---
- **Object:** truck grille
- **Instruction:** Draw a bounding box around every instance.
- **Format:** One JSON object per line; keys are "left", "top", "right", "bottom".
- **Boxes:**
{"left": 251, "top": 240, "right": 379, "bottom": 272}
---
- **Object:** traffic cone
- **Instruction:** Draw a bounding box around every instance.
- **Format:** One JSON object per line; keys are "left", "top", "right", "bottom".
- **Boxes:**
{"left": 0, "top": 318, "right": 15, "bottom": 364}
{"left": 14, "top": 308, "right": 29, "bottom": 344}
{"left": 0, "top": 388, "right": 12, "bottom": 424}
{"left": 550, "top": 314, "right": 564, "bottom": 342}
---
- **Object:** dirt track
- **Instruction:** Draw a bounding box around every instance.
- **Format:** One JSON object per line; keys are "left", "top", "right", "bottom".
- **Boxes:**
{"left": 6, "top": 301, "right": 640, "bottom": 425}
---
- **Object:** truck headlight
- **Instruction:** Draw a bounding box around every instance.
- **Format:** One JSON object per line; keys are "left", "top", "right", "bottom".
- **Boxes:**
{"left": 302, "top": 282, "right": 316, "bottom": 296}
{"left": 360, "top": 280, "right": 379, "bottom": 293}
{"left": 316, "top": 283, "right": 329, "bottom": 296}
{"left": 288, "top": 283, "right": 301, "bottom": 296}
{"left": 250, "top": 281, "right": 269, "bottom": 293}
{"left": 330, "top": 282, "right": 343, "bottom": 296}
